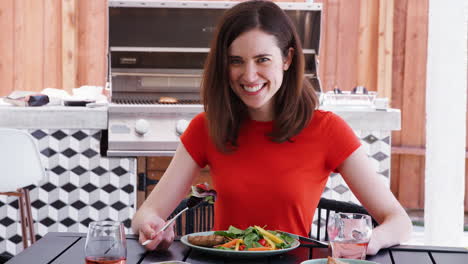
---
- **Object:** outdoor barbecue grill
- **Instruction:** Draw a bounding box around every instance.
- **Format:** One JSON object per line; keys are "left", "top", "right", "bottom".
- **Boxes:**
{"left": 107, "top": 0, "right": 322, "bottom": 156}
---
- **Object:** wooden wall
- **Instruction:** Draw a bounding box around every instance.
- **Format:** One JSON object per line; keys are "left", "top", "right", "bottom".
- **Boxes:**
{"left": 0, "top": 0, "right": 466, "bottom": 211}
{"left": 0, "top": 0, "right": 107, "bottom": 95}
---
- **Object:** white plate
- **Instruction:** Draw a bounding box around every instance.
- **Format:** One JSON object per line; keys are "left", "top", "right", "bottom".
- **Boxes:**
{"left": 180, "top": 231, "right": 300, "bottom": 258}
{"left": 301, "top": 258, "right": 378, "bottom": 264}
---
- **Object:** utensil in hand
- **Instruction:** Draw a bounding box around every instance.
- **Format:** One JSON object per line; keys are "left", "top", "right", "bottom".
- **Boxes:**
{"left": 85, "top": 220, "right": 127, "bottom": 264}
{"left": 276, "top": 230, "right": 328, "bottom": 247}
{"left": 327, "top": 212, "right": 373, "bottom": 260}
{"left": 141, "top": 196, "right": 204, "bottom": 246}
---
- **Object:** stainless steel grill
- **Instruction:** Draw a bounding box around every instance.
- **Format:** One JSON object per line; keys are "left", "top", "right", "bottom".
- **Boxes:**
{"left": 106, "top": 0, "right": 322, "bottom": 156}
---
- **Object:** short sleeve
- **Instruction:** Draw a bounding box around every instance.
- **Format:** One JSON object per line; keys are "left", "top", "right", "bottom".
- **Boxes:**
{"left": 180, "top": 112, "right": 209, "bottom": 168}
{"left": 323, "top": 112, "right": 361, "bottom": 172}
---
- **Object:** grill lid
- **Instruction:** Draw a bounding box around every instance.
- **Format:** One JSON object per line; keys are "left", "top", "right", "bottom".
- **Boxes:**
{"left": 109, "top": 0, "right": 322, "bottom": 53}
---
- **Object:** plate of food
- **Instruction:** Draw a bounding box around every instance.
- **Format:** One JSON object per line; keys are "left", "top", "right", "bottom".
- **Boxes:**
{"left": 180, "top": 225, "right": 300, "bottom": 258}
{"left": 301, "top": 257, "right": 378, "bottom": 264}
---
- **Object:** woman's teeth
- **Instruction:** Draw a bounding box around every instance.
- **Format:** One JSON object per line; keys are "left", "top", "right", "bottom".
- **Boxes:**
{"left": 242, "top": 84, "right": 264, "bottom": 92}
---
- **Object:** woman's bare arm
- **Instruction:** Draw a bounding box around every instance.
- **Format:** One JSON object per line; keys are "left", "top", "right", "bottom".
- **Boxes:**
{"left": 131, "top": 143, "right": 201, "bottom": 250}
{"left": 338, "top": 146, "right": 413, "bottom": 254}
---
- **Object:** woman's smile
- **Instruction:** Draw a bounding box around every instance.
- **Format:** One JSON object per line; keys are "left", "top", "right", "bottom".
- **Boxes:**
{"left": 241, "top": 83, "right": 267, "bottom": 94}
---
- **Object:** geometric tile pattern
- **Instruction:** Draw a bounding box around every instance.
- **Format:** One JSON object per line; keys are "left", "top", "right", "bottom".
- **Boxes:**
{"left": 312, "top": 130, "right": 391, "bottom": 240}
{"left": 0, "top": 129, "right": 136, "bottom": 256}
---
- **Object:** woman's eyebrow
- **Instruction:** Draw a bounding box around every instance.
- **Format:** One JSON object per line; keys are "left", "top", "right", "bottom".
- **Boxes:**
{"left": 253, "top": 53, "right": 272, "bottom": 58}
{"left": 228, "top": 54, "right": 273, "bottom": 59}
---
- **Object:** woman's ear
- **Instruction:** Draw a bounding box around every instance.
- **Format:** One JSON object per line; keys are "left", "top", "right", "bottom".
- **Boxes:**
{"left": 283, "top": 47, "right": 294, "bottom": 71}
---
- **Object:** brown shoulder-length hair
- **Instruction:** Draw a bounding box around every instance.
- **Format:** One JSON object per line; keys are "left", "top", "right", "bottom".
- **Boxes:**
{"left": 202, "top": 0, "right": 319, "bottom": 153}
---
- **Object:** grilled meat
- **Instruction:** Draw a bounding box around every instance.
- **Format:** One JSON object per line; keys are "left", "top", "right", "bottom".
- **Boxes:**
{"left": 187, "top": 234, "right": 226, "bottom": 247}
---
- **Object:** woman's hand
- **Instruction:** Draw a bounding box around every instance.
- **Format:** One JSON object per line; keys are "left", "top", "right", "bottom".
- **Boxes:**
{"left": 132, "top": 208, "right": 175, "bottom": 251}
{"left": 366, "top": 228, "right": 383, "bottom": 255}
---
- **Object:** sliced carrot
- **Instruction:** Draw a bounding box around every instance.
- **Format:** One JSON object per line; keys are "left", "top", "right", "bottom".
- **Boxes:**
{"left": 215, "top": 238, "right": 241, "bottom": 248}
{"left": 247, "top": 247, "right": 272, "bottom": 251}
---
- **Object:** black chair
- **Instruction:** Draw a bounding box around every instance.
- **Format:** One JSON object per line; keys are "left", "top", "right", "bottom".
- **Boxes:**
{"left": 312, "top": 197, "right": 378, "bottom": 241}
{"left": 168, "top": 198, "right": 214, "bottom": 236}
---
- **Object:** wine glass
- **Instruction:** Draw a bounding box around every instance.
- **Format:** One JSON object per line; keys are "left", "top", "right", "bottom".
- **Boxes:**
{"left": 85, "top": 221, "right": 127, "bottom": 264}
{"left": 327, "top": 212, "right": 373, "bottom": 260}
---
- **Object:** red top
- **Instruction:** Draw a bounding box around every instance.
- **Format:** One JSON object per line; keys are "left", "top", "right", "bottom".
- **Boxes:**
{"left": 180, "top": 110, "right": 360, "bottom": 236}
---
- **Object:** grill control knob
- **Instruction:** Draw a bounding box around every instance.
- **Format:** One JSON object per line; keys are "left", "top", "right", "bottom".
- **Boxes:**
{"left": 135, "top": 119, "right": 150, "bottom": 135}
{"left": 176, "top": 119, "right": 190, "bottom": 136}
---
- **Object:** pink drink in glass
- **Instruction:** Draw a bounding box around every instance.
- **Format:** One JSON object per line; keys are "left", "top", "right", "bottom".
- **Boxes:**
{"left": 327, "top": 213, "right": 373, "bottom": 260}
{"left": 85, "top": 256, "right": 126, "bottom": 264}
{"left": 330, "top": 240, "right": 369, "bottom": 259}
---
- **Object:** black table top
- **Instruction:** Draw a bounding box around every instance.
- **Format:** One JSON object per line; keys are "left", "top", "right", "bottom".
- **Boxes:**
{"left": 6, "top": 232, "right": 467, "bottom": 264}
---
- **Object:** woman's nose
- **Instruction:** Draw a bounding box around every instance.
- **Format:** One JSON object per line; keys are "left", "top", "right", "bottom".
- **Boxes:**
{"left": 242, "top": 62, "right": 258, "bottom": 82}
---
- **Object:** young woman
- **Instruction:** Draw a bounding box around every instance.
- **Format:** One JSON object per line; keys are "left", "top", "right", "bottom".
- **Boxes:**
{"left": 131, "top": 0, "right": 412, "bottom": 254}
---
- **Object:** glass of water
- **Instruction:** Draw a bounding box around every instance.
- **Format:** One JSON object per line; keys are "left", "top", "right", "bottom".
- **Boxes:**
{"left": 85, "top": 221, "right": 127, "bottom": 264}
{"left": 327, "top": 212, "right": 373, "bottom": 260}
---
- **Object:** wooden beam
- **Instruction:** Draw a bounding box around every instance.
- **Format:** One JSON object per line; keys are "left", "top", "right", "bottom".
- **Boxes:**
{"left": 0, "top": 0, "right": 14, "bottom": 96}
{"left": 14, "top": 0, "right": 44, "bottom": 93}
{"left": 43, "top": 0, "right": 62, "bottom": 90}
{"left": 392, "top": 146, "right": 468, "bottom": 158}
{"left": 336, "top": 0, "right": 360, "bottom": 91}
{"left": 377, "top": 0, "right": 394, "bottom": 100}
{"left": 62, "top": 0, "right": 77, "bottom": 92}
{"left": 77, "top": 0, "right": 107, "bottom": 87}
{"left": 357, "top": 0, "right": 378, "bottom": 90}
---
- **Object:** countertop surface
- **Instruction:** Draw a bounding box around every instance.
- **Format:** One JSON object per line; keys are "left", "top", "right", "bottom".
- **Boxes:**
{"left": 0, "top": 105, "right": 108, "bottom": 129}
{"left": 0, "top": 104, "right": 400, "bottom": 130}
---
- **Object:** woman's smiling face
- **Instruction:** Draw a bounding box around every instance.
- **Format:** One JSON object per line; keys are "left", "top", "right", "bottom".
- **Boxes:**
{"left": 228, "top": 28, "right": 292, "bottom": 121}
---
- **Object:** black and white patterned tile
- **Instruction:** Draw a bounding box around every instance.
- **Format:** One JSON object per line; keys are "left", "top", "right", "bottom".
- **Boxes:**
{"left": 0, "top": 129, "right": 136, "bottom": 256}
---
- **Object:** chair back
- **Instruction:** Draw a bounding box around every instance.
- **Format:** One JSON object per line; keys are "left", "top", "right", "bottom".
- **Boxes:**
{"left": 313, "top": 197, "right": 378, "bottom": 241}
{"left": 0, "top": 128, "right": 45, "bottom": 192}
{"left": 170, "top": 198, "right": 214, "bottom": 236}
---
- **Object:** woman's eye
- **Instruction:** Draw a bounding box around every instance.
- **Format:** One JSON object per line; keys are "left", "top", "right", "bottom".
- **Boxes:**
{"left": 257, "top": 57, "right": 270, "bottom": 63}
{"left": 229, "top": 58, "right": 242, "bottom": 65}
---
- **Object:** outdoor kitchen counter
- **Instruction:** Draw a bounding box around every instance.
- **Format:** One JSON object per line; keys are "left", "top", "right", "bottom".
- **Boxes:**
{"left": 321, "top": 107, "right": 400, "bottom": 131}
{"left": 0, "top": 105, "right": 108, "bottom": 129}
{"left": 0, "top": 104, "right": 136, "bottom": 257}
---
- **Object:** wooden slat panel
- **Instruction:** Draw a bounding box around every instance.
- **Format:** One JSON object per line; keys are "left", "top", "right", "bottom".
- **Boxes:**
{"left": 336, "top": 0, "right": 360, "bottom": 91}
{"left": 142, "top": 240, "right": 188, "bottom": 263}
{"left": 368, "top": 249, "right": 393, "bottom": 264}
{"left": 390, "top": 0, "right": 407, "bottom": 198}
{"left": 77, "top": 0, "right": 107, "bottom": 87}
{"left": 314, "top": 0, "right": 326, "bottom": 90}
{"left": 377, "top": 0, "right": 394, "bottom": 99}
{"left": 137, "top": 156, "right": 146, "bottom": 209}
{"left": 14, "top": 0, "right": 44, "bottom": 93}
{"left": 465, "top": 159, "right": 468, "bottom": 210}
{"left": 147, "top": 157, "right": 173, "bottom": 171}
{"left": 43, "top": 0, "right": 62, "bottom": 90}
{"left": 0, "top": 0, "right": 14, "bottom": 97}
{"left": 391, "top": 250, "right": 433, "bottom": 264}
{"left": 357, "top": 0, "right": 378, "bottom": 91}
{"left": 397, "top": 0, "right": 428, "bottom": 209}
{"left": 7, "top": 233, "right": 79, "bottom": 264}
{"left": 321, "top": 0, "right": 340, "bottom": 92}
{"left": 432, "top": 251, "right": 468, "bottom": 263}
{"left": 62, "top": 0, "right": 77, "bottom": 93}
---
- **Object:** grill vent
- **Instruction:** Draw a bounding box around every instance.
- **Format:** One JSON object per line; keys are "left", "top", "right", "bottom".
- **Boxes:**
{"left": 114, "top": 99, "right": 201, "bottom": 105}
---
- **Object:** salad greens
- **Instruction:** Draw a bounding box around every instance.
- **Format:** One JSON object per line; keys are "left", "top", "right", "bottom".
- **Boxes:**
{"left": 213, "top": 225, "right": 296, "bottom": 251}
